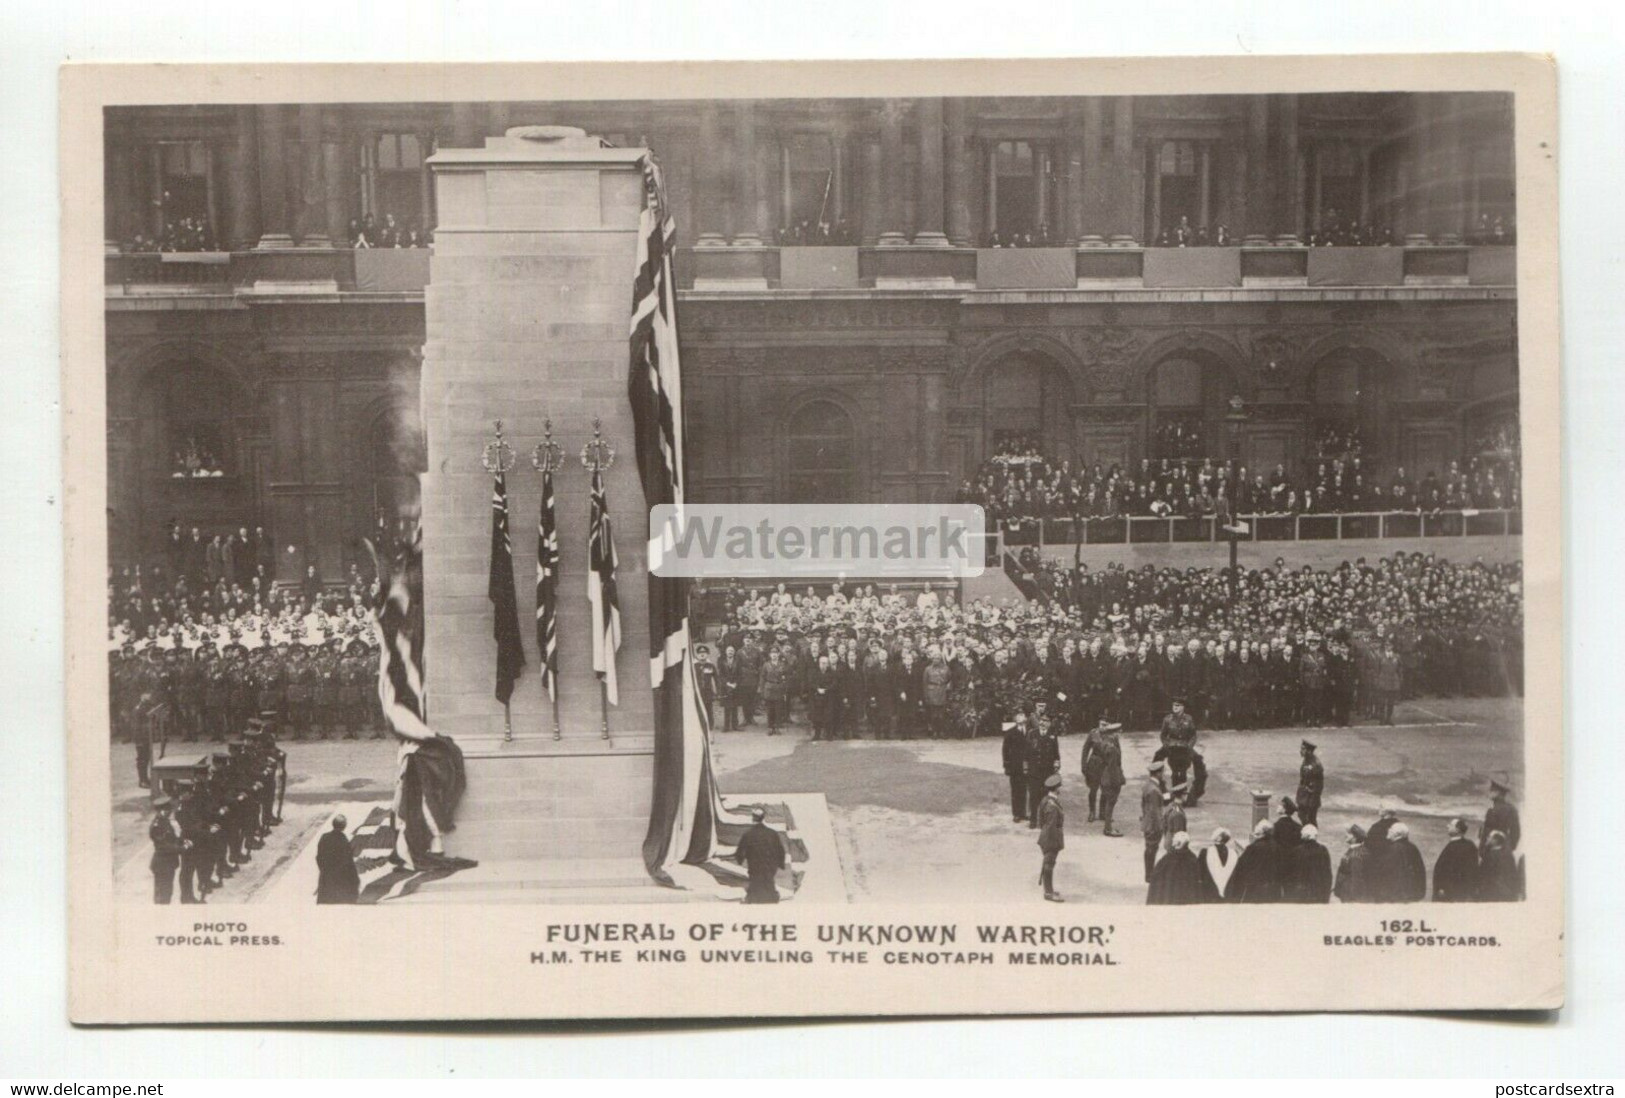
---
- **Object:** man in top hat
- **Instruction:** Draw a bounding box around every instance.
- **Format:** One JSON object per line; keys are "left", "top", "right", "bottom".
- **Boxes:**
{"left": 733, "top": 806, "right": 788, "bottom": 904}
{"left": 1036, "top": 772, "right": 1066, "bottom": 902}
{"left": 315, "top": 814, "right": 361, "bottom": 904}
{"left": 1480, "top": 780, "right": 1521, "bottom": 854}
{"left": 148, "top": 795, "right": 188, "bottom": 904}
{"left": 1296, "top": 740, "right": 1325, "bottom": 827}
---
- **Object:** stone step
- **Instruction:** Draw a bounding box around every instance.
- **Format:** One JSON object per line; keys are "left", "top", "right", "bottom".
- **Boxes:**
{"left": 455, "top": 792, "right": 653, "bottom": 822}
{"left": 398, "top": 857, "right": 712, "bottom": 905}
{"left": 446, "top": 815, "right": 648, "bottom": 861}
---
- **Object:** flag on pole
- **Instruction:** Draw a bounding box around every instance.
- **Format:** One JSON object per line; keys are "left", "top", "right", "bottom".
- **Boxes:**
{"left": 488, "top": 471, "right": 525, "bottom": 706}
{"left": 535, "top": 466, "right": 560, "bottom": 701}
{"left": 629, "top": 154, "right": 752, "bottom": 890}
{"left": 587, "top": 466, "right": 621, "bottom": 706}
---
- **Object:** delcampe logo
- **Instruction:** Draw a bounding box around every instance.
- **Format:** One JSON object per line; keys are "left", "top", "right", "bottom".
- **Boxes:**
{"left": 648, "top": 504, "right": 987, "bottom": 579}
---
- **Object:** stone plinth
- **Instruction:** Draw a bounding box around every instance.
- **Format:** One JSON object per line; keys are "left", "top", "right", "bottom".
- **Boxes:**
{"left": 422, "top": 127, "right": 655, "bottom": 770}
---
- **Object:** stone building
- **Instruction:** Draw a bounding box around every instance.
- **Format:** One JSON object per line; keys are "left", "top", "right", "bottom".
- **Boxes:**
{"left": 104, "top": 93, "right": 1519, "bottom": 583}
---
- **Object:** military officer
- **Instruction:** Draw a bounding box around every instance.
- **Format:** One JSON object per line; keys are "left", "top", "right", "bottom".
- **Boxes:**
{"left": 1480, "top": 779, "right": 1521, "bottom": 854}
{"left": 1153, "top": 699, "right": 1207, "bottom": 807}
{"left": 1037, "top": 773, "right": 1066, "bottom": 902}
{"left": 1296, "top": 739, "right": 1325, "bottom": 827}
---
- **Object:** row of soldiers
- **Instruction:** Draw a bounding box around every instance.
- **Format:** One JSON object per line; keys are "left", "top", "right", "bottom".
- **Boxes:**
{"left": 113, "top": 639, "right": 382, "bottom": 744}
{"left": 148, "top": 726, "right": 287, "bottom": 904}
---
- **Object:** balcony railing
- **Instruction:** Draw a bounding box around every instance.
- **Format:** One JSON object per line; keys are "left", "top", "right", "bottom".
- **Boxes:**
{"left": 680, "top": 244, "right": 1515, "bottom": 292}
{"left": 995, "top": 508, "right": 1521, "bottom": 551}
{"left": 107, "top": 244, "right": 1517, "bottom": 297}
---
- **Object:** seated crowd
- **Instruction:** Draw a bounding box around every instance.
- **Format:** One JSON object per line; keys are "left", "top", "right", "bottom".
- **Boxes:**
{"left": 957, "top": 437, "right": 1521, "bottom": 527}
{"left": 692, "top": 551, "right": 1522, "bottom": 742}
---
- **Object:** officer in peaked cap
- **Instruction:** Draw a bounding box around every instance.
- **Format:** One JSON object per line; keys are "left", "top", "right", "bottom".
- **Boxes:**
{"left": 1296, "top": 739, "right": 1325, "bottom": 827}
{"left": 1481, "top": 779, "right": 1520, "bottom": 853}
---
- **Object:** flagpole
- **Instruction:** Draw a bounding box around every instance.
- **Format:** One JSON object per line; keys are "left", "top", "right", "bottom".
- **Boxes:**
{"left": 532, "top": 423, "right": 565, "bottom": 743}
{"left": 599, "top": 679, "right": 611, "bottom": 742}
{"left": 503, "top": 700, "right": 513, "bottom": 743}
{"left": 583, "top": 417, "right": 618, "bottom": 746}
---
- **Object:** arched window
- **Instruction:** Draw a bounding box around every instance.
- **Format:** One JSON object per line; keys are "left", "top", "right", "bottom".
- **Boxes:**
{"left": 982, "top": 354, "right": 1072, "bottom": 461}
{"left": 1308, "top": 351, "right": 1394, "bottom": 464}
{"left": 161, "top": 364, "right": 238, "bottom": 478}
{"left": 1147, "top": 355, "right": 1234, "bottom": 461}
{"left": 784, "top": 401, "right": 857, "bottom": 503}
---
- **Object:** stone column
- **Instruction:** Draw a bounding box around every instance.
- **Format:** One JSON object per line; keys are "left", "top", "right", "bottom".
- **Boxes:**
{"left": 296, "top": 104, "right": 331, "bottom": 247}
{"left": 1279, "top": 95, "right": 1302, "bottom": 244}
{"left": 1110, "top": 99, "right": 1137, "bottom": 246}
{"left": 860, "top": 136, "right": 882, "bottom": 245}
{"left": 255, "top": 104, "right": 295, "bottom": 249}
{"left": 1198, "top": 143, "right": 1212, "bottom": 229}
{"left": 225, "top": 106, "right": 260, "bottom": 250}
{"left": 731, "top": 102, "right": 762, "bottom": 246}
{"left": 1359, "top": 146, "right": 1373, "bottom": 226}
{"left": 1062, "top": 102, "right": 1085, "bottom": 245}
{"left": 1034, "top": 145, "right": 1051, "bottom": 235}
{"left": 830, "top": 127, "right": 848, "bottom": 224}
{"left": 913, "top": 98, "right": 949, "bottom": 246}
{"left": 1148, "top": 152, "right": 1162, "bottom": 241}
{"left": 984, "top": 141, "right": 999, "bottom": 236}
{"left": 876, "top": 100, "right": 908, "bottom": 245}
{"left": 451, "top": 102, "right": 481, "bottom": 148}
{"left": 694, "top": 103, "right": 726, "bottom": 246}
{"left": 323, "top": 133, "right": 349, "bottom": 246}
{"left": 1243, "top": 95, "right": 1270, "bottom": 244}
{"left": 780, "top": 140, "right": 793, "bottom": 230}
{"left": 105, "top": 140, "right": 134, "bottom": 252}
{"left": 1079, "top": 99, "right": 1104, "bottom": 244}
{"left": 944, "top": 99, "right": 973, "bottom": 246}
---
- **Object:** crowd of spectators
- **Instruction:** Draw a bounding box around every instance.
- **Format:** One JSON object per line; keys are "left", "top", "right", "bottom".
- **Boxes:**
{"left": 349, "top": 212, "right": 429, "bottom": 248}
{"left": 776, "top": 218, "right": 858, "bottom": 245}
{"left": 171, "top": 439, "right": 225, "bottom": 478}
{"left": 123, "top": 216, "right": 220, "bottom": 254}
{"left": 692, "top": 550, "right": 1522, "bottom": 742}
{"left": 957, "top": 441, "right": 1521, "bottom": 528}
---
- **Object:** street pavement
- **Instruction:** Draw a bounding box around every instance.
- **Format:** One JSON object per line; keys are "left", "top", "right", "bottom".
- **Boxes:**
{"left": 111, "top": 696, "right": 1522, "bottom": 905}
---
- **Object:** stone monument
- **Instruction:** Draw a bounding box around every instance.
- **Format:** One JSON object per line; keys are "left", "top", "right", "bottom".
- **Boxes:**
{"left": 418, "top": 127, "right": 657, "bottom": 868}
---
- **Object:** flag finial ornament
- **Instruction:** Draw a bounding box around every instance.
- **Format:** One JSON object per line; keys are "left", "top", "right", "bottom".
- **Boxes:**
{"left": 482, "top": 419, "right": 515, "bottom": 474}
{"left": 581, "top": 416, "right": 616, "bottom": 472}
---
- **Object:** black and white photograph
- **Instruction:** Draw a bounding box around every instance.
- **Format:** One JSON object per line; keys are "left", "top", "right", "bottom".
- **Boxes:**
{"left": 60, "top": 55, "right": 1563, "bottom": 1021}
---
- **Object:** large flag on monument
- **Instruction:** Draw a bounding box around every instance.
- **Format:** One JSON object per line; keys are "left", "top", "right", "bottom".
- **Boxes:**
{"left": 587, "top": 467, "right": 621, "bottom": 706}
{"left": 366, "top": 526, "right": 474, "bottom": 882}
{"left": 629, "top": 155, "right": 751, "bottom": 889}
{"left": 535, "top": 466, "right": 560, "bottom": 702}
{"left": 488, "top": 470, "right": 525, "bottom": 706}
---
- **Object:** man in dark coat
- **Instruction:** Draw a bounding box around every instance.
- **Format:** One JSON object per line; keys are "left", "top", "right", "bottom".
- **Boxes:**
{"left": 1480, "top": 780, "right": 1521, "bottom": 854}
{"left": 1432, "top": 818, "right": 1481, "bottom": 902}
{"left": 149, "top": 796, "right": 186, "bottom": 904}
{"left": 1227, "top": 818, "right": 1283, "bottom": 903}
{"left": 1092, "top": 721, "right": 1127, "bottom": 837}
{"left": 1146, "top": 831, "right": 1207, "bottom": 905}
{"left": 1334, "top": 824, "right": 1372, "bottom": 903}
{"left": 1002, "top": 711, "right": 1031, "bottom": 822}
{"left": 1036, "top": 773, "right": 1066, "bottom": 902}
{"left": 734, "top": 807, "right": 788, "bottom": 904}
{"left": 1285, "top": 824, "right": 1334, "bottom": 903}
{"left": 1025, "top": 711, "right": 1061, "bottom": 831}
{"left": 1078, "top": 718, "right": 1110, "bottom": 821}
{"left": 1140, "top": 762, "right": 1167, "bottom": 882}
{"left": 1478, "top": 830, "right": 1523, "bottom": 902}
{"left": 1295, "top": 740, "right": 1325, "bottom": 827}
{"left": 315, "top": 814, "right": 361, "bottom": 904}
{"left": 1377, "top": 821, "right": 1429, "bottom": 902}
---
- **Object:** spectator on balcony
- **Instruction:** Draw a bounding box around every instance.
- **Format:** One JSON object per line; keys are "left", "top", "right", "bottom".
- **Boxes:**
{"left": 1213, "top": 223, "right": 1234, "bottom": 246}
{"left": 348, "top": 218, "right": 372, "bottom": 248}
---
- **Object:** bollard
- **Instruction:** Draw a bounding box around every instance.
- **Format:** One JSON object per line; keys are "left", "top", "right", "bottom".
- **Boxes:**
{"left": 1251, "top": 790, "right": 1272, "bottom": 832}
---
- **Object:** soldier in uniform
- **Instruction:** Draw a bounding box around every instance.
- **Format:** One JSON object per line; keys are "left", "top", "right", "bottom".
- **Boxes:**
{"left": 202, "top": 649, "right": 229, "bottom": 742}
{"left": 1036, "top": 772, "right": 1065, "bottom": 902}
{"left": 174, "top": 788, "right": 206, "bottom": 903}
{"left": 693, "top": 644, "right": 718, "bottom": 727}
{"left": 1140, "top": 762, "right": 1168, "bottom": 883}
{"left": 1295, "top": 739, "right": 1325, "bottom": 827}
{"left": 148, "top": 796, "right": 186, "bottom": 904}
{"left": 1153, "top": 698, "right": 1207, "bottom": 807}
{"left": 1480, "top": 780, "right": 1521, "bottom": 854}
{"left": 286, "top": 646, "right": 313, "bottom": 738}
{"left": 807, "top": 654, "right": 835, "bottom": 741}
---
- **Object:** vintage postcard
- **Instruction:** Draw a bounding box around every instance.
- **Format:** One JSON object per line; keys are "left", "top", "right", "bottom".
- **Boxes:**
{"left": 62, "top": 54, "right": 1562, "bottom": 1021}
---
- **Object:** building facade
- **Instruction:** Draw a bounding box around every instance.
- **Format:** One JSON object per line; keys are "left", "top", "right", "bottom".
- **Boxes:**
{"left": 105, "top": 94, "right": 1519, "bottom": 583}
